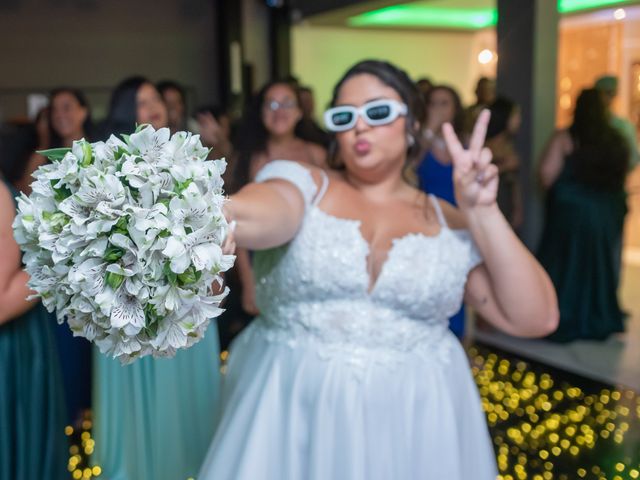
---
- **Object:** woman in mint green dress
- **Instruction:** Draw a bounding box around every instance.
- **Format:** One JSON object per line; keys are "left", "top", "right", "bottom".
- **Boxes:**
{"left": 91, "top": 77, "right": 221, "bottom": 480}
{"left": 0, "top": 125, "right": 67, "bottom": 480}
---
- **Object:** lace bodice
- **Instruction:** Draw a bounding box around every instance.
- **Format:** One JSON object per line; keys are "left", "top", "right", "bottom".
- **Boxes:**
{"left": 250, "top": 161, "right": 482, "bottom": 369}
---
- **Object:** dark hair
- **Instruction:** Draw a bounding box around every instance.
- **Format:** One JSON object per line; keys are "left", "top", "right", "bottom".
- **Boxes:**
{"left": 425, "top": 85, "right": 464, "bottom": 135}
{"left": 48, "top": 87, "right": 93, "bottom": 148}
{"left": 326, "top": 59, "right": 425, "bottom": 170}
{"left": 568, "top": 88, "right": 629, "bottom": 191}
{"left": 101, "top": 76, "right": 150, "bottom": 138}
{"left": 231, "top": 80, "right": 302, "bottom": 191}
{"left": 0, "top": 123, "right": 37, "bottom": 184}
{"left": 157, "top": 80, "right": 187, "bottom": 104}
{"left": 486, "top": 96, "right": 517, "bottom": 140}
{"left": 194, "top": 104, "right": 228, "bottom": 122}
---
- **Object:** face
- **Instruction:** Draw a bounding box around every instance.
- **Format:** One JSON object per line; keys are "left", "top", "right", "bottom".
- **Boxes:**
{"left": 334, "top": 73, "right": 408, "bottom": 180}
{"left": 261, "top": 84, "right": 301, "bottom": 137}
{"left": 476, "top": 80, "right": 496, "bottom": 105}
{"left": 136, "top": 83, "right": 168, "bottom": 130}
{"left": 50, "top": 92, "right": 88, "bottom": 139}
{"left": 162, "top": 87, "right": 185, "bottom": 129}
{"left": 427, "top": 89, "right": 457, "bottom": 130}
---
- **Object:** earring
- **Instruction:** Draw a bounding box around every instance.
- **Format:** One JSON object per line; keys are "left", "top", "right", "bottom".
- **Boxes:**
{"left": 407, "top": 134, "right": 415, "bottom": 147}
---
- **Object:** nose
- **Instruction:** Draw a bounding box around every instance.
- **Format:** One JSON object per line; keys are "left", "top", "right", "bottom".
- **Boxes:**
{"left": 353, "top": 112, "right": 370, "bottom": 133}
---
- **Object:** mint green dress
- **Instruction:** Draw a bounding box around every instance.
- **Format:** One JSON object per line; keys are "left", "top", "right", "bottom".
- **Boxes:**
{"left": 92, "top": 323, "right": 220, "bottom": 480}
{"left": 0, "top": 181, "right": 67, "bottom": 480}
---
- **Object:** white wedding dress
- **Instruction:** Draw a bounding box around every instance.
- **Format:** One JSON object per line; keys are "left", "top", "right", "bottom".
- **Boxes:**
{"left": 199, "top": 160, "right": 498, "bottom": 479}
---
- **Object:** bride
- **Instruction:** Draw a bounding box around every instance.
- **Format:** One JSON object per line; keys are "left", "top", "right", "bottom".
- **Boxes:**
{"left": 199, "top": 60, "right": 558, "bottom": 479}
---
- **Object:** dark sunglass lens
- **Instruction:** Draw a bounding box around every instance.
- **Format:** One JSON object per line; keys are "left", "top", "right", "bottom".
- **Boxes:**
{"left": 366, "top": 104, "right": 392, "bottom": 121}
{"left": 332, "top": 111, "right": 353, "bottom": 126}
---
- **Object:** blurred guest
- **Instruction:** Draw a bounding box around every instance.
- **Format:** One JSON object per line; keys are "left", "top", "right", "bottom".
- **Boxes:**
{"left": 485, "top": 97, "right": 523, "bottom": 229}
{"left": 296, "top": 85, "right": 331, "bottom": 148}
{"left": 92, "top": 76, "right": 220, "bottom": 480}
{"left": 49, "top": 87, "right": 92, "bottom": 147}
{"left": 0, "top": 123, "right": 36, "bottom": 192}
{"left": 465, "top": 77, "right": 496, "bottom": 134}
{"left": 225, "top": 80, "right": 326, "bottom": 341}
{"left": 416, "top": 77, "right": 434, "bottom": 104}
{"left": 14, "top": 107, "right": 49, "bottom": 194}
{"left": 99, "top": 76, "right": 167, "bottom": 139}
{"left": 594, "top": 75, "right": 639, "bottom": 169}
{"left": 415, "top": 85, "right": 467, "bottom": 338}
{"left": 537, "top": 88, "right": 629, "bottom": 342}
{"left": 194, "top": 104, "right": 233, "bottom": 160}
{"left": 0, "top": 128, "right": 67, "bottom": 480}
{"left": 157, "top": 80, "right": 188, "bottom": 134}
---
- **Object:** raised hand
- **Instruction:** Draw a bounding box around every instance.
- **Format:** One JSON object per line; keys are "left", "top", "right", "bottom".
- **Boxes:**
{"left": 442, "top": 110, "right": 499, "bottom": 211}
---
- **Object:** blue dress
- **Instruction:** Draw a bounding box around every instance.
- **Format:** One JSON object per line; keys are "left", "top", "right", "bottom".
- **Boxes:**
{"left": 0, "top": 181, "right": 67, "bottom": 480}
{"left": 416, "top": 150, "right": 466, "bottom": 338}
{"left": 91, "top": 315, "right": 221, "bottom": 480}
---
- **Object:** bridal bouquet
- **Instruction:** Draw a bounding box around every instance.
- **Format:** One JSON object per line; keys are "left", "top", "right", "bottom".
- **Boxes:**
{"left": 13, "top": 125, "right": 235, "bottom": 364}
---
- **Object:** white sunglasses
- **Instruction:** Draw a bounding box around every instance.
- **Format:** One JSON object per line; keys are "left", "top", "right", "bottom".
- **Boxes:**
{"left": 324, "top": 99, "right": 408, "bottom": 132}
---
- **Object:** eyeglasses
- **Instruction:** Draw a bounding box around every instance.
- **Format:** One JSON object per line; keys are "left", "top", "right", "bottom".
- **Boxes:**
{"left": 324, "top": 99, "right": 408, "bottom": 132}
{"left": 264, "top": 100, "right": 298, "bottom": 112}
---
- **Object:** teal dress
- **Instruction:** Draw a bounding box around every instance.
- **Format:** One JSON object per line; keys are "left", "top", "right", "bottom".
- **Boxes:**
{"left": 537, "top": 158, "right": 627, "bottom": 342}
{"left": 0, "top": 182, "right": 67, "bottom": 480}
{"left": 92, "top": 323, "right": 221, "bottom": 480}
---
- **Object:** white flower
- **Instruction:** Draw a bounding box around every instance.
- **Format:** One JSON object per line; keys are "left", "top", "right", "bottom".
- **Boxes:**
{"left": 13, "top": 124, "right": 233, "bottom": 364}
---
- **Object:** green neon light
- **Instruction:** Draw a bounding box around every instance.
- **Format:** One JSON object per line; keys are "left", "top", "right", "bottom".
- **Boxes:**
{"left": 348, "top": 0, "right": 638, "bottom": 29}
{"left": 558, "top": 0, "right": 637, "bottom": 13}
{"left": 348, "top": 6, "right": 497, "bottom": 29}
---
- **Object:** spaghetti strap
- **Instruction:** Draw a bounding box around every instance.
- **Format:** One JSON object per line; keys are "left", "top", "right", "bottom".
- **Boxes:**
{"left": 312, "top": 171, "right": 329, "bottom": 207}
{"left": 428, "top": 194, "right": 448, "bottom": 228}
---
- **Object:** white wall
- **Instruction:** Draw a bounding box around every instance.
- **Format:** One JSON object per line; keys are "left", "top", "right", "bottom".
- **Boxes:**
{"left": 291, "top": 25, "right": 497, "bottom": 118}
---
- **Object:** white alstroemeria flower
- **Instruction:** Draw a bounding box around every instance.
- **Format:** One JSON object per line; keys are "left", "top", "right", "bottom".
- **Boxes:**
{"left": 162, "top": 237, "right": 191, "bottom": 274}
{"left": 149, "top": 318, "right": 189, "bottom": 351}
{"left": 110, "top": 289, "right": 145, "bottom": 330}
{"left": 128, "top": 126, "right": 171, "bottom": 165}
{"left": 13, "top": 124, "right": 233, "bottom": 363}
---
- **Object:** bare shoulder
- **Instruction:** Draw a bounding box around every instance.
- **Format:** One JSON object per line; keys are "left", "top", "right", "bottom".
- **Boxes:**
{"left": 435, "top": 198, "right": 468, "bottom": 230}
{"left": 306, "top": 142, "right": 328, "bottom": 168}
{"left": 0, "top": 181, "right": 16, "bottom": 226}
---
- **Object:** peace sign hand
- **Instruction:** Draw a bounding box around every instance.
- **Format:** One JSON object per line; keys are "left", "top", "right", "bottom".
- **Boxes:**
{"left": 442, "top": 110, "right": 499, "bottom": 211}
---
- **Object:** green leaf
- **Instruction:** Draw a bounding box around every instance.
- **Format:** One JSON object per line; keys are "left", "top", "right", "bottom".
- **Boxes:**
{"left": 37, "top": 147, "right": 71, "bottom": 161}
{"left": 105, "top": 271, "right": 125, "bottom": 290}
{"left": 113, "top": 216, "right": 129, "bottom": 234}
{"left": 114, "top": 146, "right": 128, "bottom": 162}
{"left": 80, "top": 141, "right": 93, "bottom": 167}
{"left": 178, "top": 266, "right": 198, "bottom": 286}
{"left": 174, "top": 178, "right": 193, "bottom": 194}
{"left": 103, "top": 246, "right": 125, "bottom": 262}
{"left": 135, "top": 123, "right": 151, "bottom": 133}
{"left": 163, "top": 262, "right": 178, "bottom": 285}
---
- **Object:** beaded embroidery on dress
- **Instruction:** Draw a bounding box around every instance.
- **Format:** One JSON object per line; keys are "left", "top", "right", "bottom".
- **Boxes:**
{"left": 199, "top": 160, "right": 497, "bottom": 480}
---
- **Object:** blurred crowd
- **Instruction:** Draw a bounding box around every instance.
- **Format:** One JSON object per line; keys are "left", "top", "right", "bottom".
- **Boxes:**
{"left": 0, "top": 68, "right": 637, "bottom": 479}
